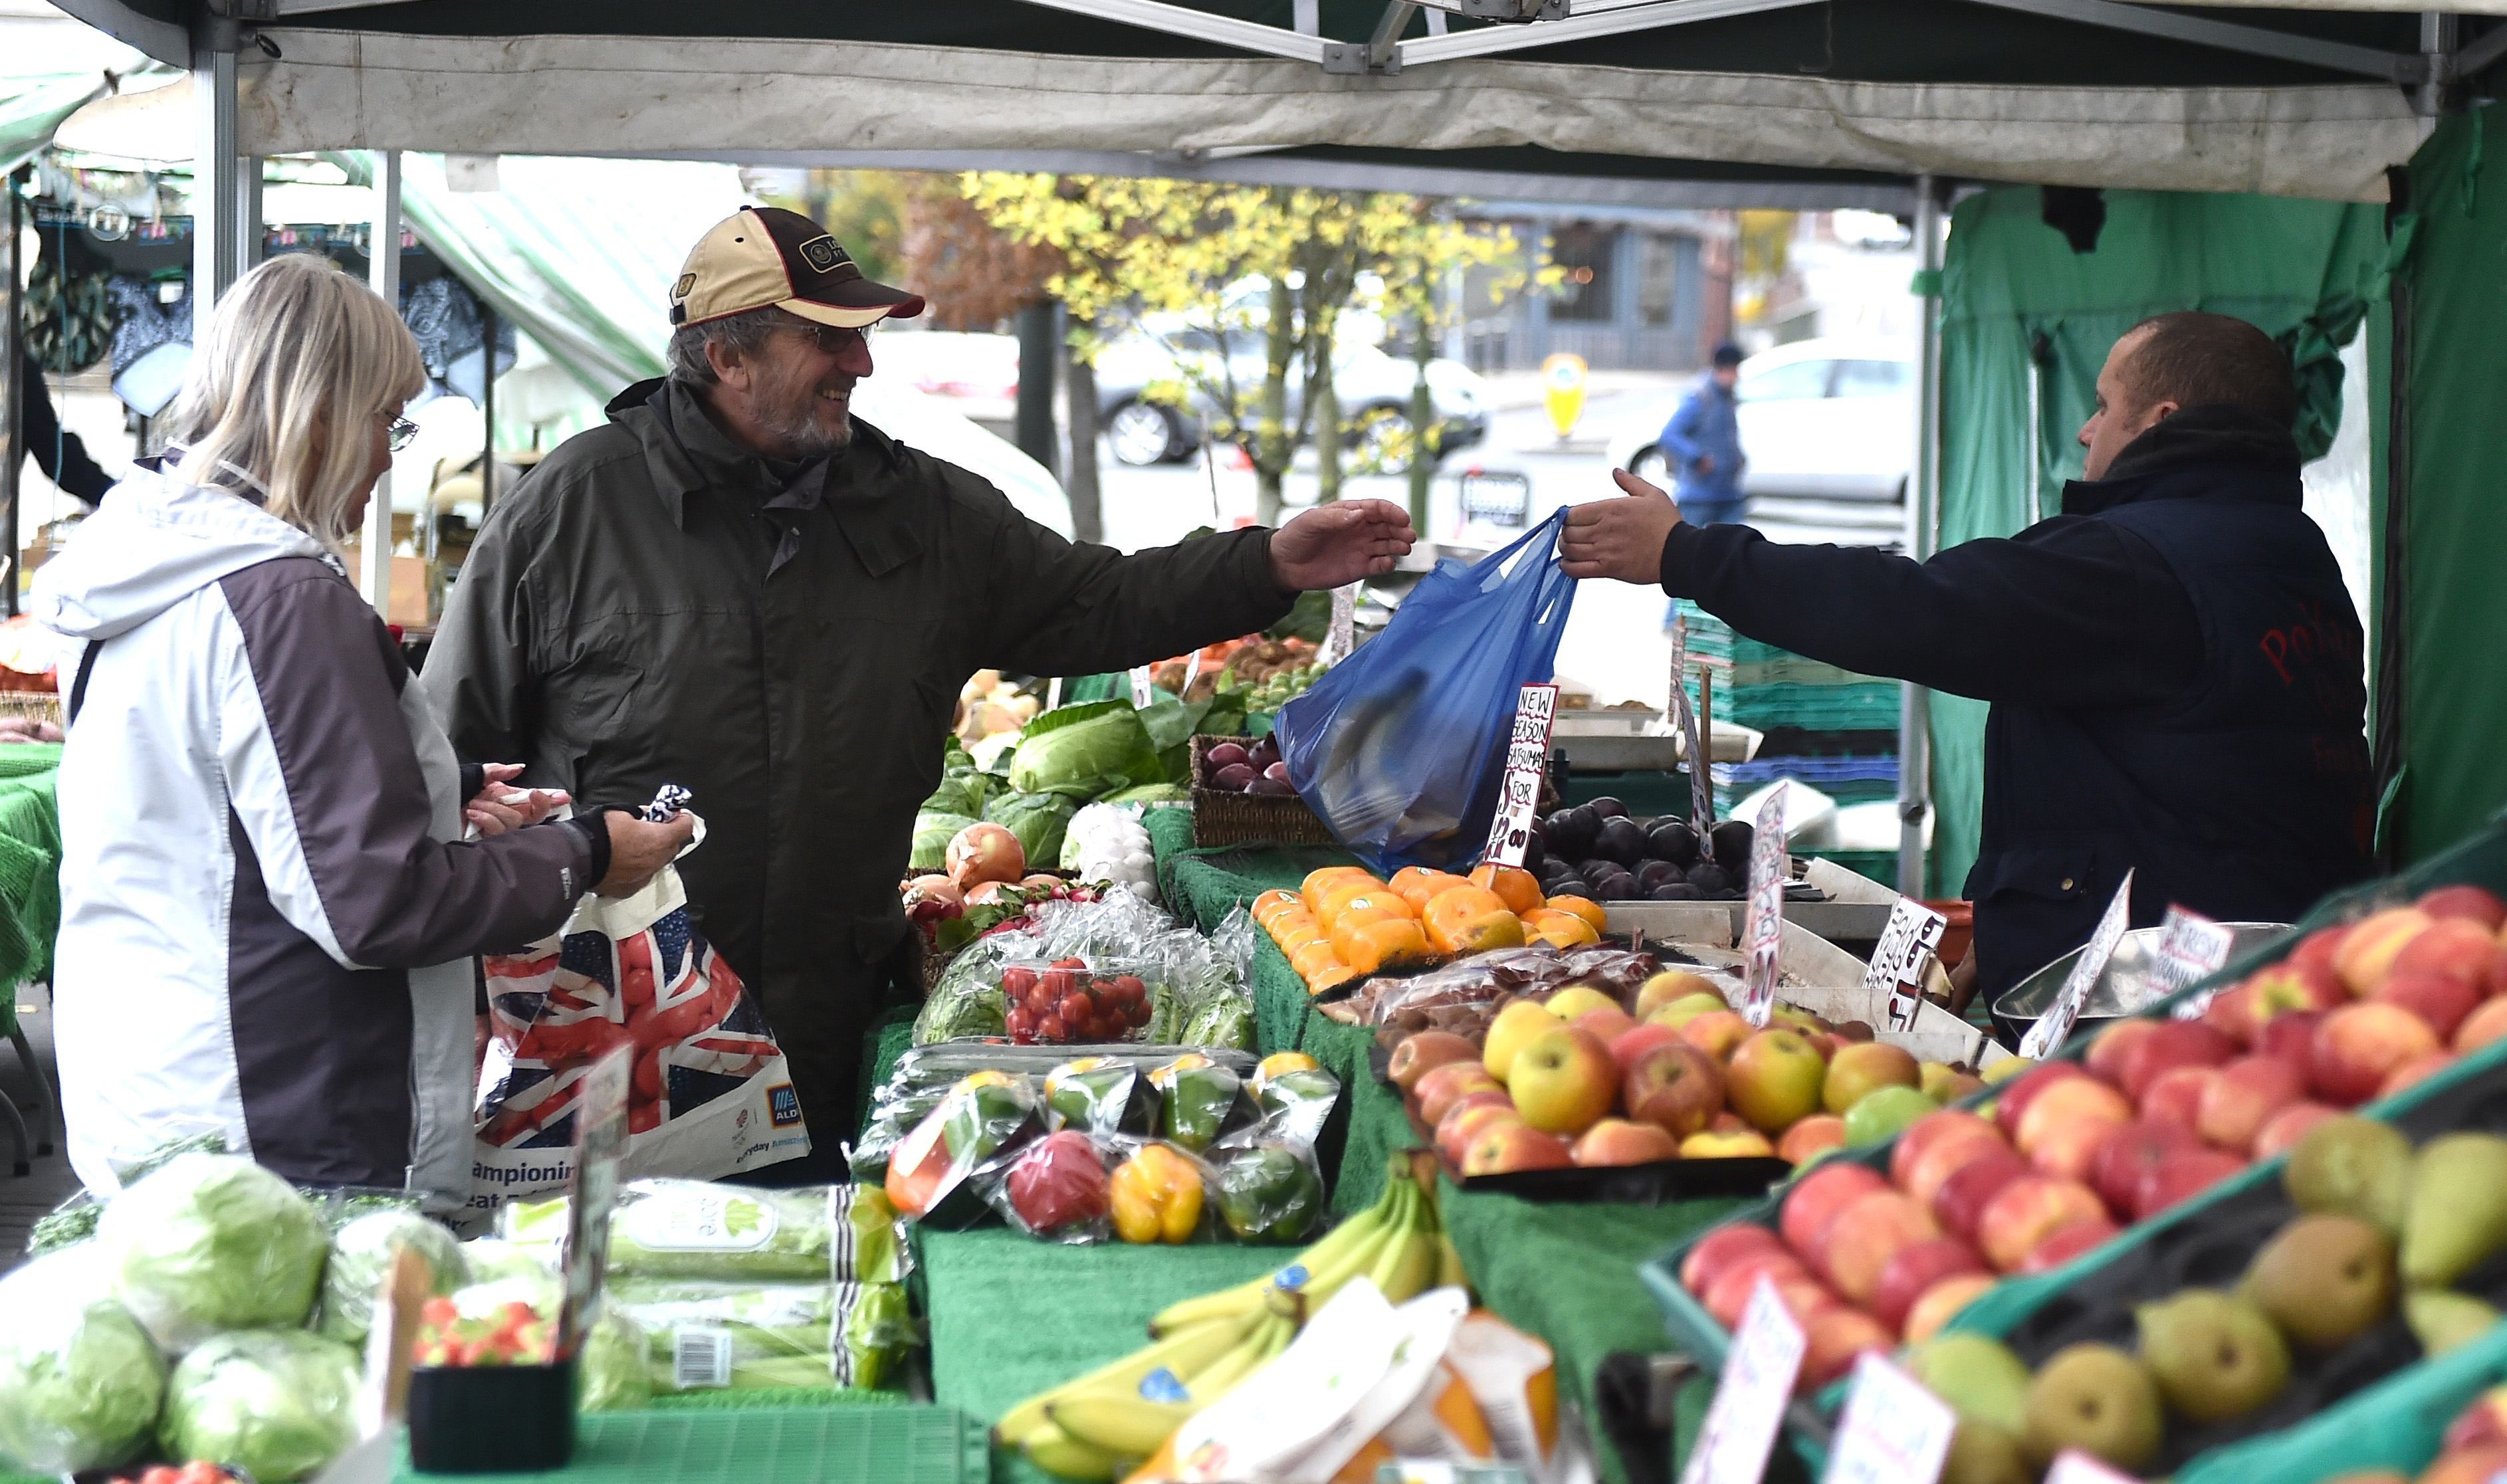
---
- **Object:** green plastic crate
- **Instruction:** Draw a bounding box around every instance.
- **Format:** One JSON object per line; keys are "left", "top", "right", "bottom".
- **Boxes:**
{"left": 2173, "top": 1320, "right": 2507, "bottom": 1484}
{"left": 394, "top": 1404, "right": 986, "bottom": 1483}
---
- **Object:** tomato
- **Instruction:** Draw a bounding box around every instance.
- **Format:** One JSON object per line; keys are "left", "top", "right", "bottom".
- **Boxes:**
{"left": 142, "top": 1467, "right": 181, "bottom": 1484}
{"left": 1037, "top": 1015, "right": 1069, "bottom": 1041}
{"left": 421, "top": 1296, "right": 459, "bottom": 1327}
{"left": 1002, "top": 966, "right": 1038, "bottom": 998}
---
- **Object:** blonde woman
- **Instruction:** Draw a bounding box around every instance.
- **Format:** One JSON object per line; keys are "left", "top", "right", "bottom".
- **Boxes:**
{"left": 33, "top": 253, "right": 692, "bottom": 1205}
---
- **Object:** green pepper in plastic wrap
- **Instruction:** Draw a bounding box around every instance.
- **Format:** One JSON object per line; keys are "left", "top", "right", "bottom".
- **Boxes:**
{"left": 1043, "top": 1057, "right": 1143, "bottom": 1135}
{"left": 1149, "top": 1056, "right": 1242, "bottom": 1154}
{"left": 1212, "top": 1142, "right": 1326, "bottom": 1243}
{"left": 1250, "top": 1055, "right": 1343, "bottom": 1150}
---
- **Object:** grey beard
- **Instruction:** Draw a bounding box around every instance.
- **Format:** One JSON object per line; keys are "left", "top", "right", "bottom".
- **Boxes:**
{"left": 752, "top": 371, "right": 855, "bottom": 458}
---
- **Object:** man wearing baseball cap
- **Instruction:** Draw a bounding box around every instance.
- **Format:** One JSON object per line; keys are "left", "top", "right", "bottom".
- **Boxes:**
{"left": 426, "top": 207, "right": 1414, "bottom": 1178}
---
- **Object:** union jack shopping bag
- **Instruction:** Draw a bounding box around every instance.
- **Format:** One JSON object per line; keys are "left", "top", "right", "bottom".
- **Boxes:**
{"left": 471, "top": 790, "right": 811, "bottom": 1212}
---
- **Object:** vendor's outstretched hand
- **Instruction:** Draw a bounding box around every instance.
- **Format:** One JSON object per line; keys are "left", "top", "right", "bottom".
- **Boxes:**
{"left": 467, "top": 762, "right": 570, "bottom": 837}
{"left": 1561, "top": 469, "right": 1684, "bottom": 583}
{"left": 1269, "top": 498, "right": 1416, "bottom": 591}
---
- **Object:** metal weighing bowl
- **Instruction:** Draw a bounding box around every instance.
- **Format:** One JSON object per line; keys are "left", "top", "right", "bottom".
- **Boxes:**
{"left": 1989, "top": 922, "right": 2292, "bottom": 1049}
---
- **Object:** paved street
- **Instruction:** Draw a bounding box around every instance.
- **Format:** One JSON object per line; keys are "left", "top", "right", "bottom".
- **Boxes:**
{"left": 1093, "top": 380, "right": 1906, "bottom": 707}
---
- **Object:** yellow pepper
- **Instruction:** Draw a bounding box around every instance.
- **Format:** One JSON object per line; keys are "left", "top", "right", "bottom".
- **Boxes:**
{"left": 1109, "top": 1144, "right": 1203, "bottom": 1244}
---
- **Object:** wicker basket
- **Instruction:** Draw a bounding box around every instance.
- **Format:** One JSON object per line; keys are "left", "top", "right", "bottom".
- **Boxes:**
{"left": 1188, "top": 734, "right": 1339, "bottom": 849}
{"left": 0, "top": 692, "right": 62, "bottom": 727}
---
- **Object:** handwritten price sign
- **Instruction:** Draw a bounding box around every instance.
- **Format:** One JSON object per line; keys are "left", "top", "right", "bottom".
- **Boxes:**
{"left": 1739, "top": 783, "right": 1789, "bottom": 1027}
{"left": 1680, "top": 1277, "right": 1808, "bottom": 1484}
{"left": 2018, "top": 871, "right": 2136, "bottom": 1060}
{"left": 2159, "top": 906, "right": 2240, "bottom": 1018}
{"left": 1863, "top": 899, "right": 1950, "bottom": 1034}
{"left": 1482, "top": 684, "right": 1560, "bottom": 868}
{"left": 1670, "top": 614, "right": 1713, "bottom": 829}
{"left": 1820, "top": 1354, "right": 1957, "bottom": 1484}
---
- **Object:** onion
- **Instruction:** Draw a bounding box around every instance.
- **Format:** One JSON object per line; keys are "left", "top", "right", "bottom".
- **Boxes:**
{"left": 945, "top": 822, "right": 1026, "bottom": 887}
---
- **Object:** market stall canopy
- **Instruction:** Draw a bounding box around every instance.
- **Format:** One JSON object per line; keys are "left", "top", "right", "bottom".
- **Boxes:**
{"left": 47, "top": 0, "right": 2504, "bottom": 202}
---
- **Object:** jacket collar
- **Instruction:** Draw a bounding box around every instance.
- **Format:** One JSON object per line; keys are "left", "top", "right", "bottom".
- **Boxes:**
{"left": 2060, "top": 404, "right": 2305, "bottom": 518}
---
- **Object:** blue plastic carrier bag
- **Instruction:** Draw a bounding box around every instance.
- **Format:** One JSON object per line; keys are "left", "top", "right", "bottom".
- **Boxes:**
{"left": 1274, "top": 507, "right": 1578, "bottom": 875}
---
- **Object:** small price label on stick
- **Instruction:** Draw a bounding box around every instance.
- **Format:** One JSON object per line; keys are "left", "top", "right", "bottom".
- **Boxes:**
{"left": 2160, "top": 905, "right": 2239, "bottom": 1018}
{"left": 1680, "top": 1277, "right": 1808, "bottom": 1484}
{"left": 2018, "top": 870, "right": 2137, "bottom": 1059}
{"left": 1482, "top": 683, "right": 1561, "bottom": 868}
{"left": 1863, "top": 898, "right": 1950, "bottom": 1034}
{"left": 1319, "top": 583, "right": 1358, "bottom": 667}
{"left": 558, "top": 1045, "right": 631, "bottom": 1356}
{"left": 1820, "top": 1354, "right": 1958, "bottom": 1484}
{"left": 1129, "top": 666, "right": 1155, "bottom": 709}
{"left": 1671, "top": 615, "right": 1713, "bottom": 829}
{"left": 2043, "top": 1451, "right": 2140, "bottom": 1484}
{"left": 1739, "top": 782, "right": 1789, "bottom": 1027}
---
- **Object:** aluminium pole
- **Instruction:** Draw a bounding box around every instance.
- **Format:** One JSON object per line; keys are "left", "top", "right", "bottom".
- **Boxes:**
{"left": 1896, "top": 176, "right": 1944, "bottom": 900}
{"left": 362, "top": 151, "right": 401, "bottom": 616}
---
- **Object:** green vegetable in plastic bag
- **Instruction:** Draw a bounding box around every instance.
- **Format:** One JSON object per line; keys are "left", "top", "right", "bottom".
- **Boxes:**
{"left": 1008, "top": 700, "right": 1164, "bottom": 798}
{"left": 1181, "top": 995, "right": 1255, "bottom": 1052}
{"left": 0, "top": 1251, "right": 166, "bottom": 1473}
{"left": 160, "top": 1330, "right": 359, "bottom": 1483}
{"left": 504, "top": 1181, "right": 901, "bottom": 1284}
{"left": 614, "top": 1279, "right": 837, "bottom": 1393}
{"left": 843, "top": 1282, "right": 917, "bottom": 1390}
{"left": 27, "top": 1197, "right": 100, "bottom": 1255}
{"left": 1213, "top": 1143, "right": 1325, "bottom": 1243}
{"left": 318, "top": 1208, "right": 467, "bottom": 1346}
{"left": 100, "top": 1153, "right": 328, "bottom": 1349}
{"left": 578, "top": 1311, "right": 652, "bottom": 1413}
{"left": 911, "top": 810, "right": 980, "bottom": 871}
{"left": 984, "top": 790, "right": 1077, "bottom": 870}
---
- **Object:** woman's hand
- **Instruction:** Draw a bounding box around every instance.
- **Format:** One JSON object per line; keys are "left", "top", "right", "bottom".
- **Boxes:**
{"left": 467, "top": 762, "right": 570, "bottom": 837}
{"left": 598, "top": 810, "right": 698, "bottom": 897}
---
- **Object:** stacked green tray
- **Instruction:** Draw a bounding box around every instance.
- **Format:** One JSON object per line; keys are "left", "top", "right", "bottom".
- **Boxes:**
{"left": 391, "top": 1404, "right": 986, "bottom": 1484}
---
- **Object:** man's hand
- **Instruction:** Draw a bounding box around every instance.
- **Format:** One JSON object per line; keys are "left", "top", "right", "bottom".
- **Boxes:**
{"left": 1561, "top": 469, "right": 1686, "bottom": 583}
{"left": 1268, "top": 498, "right": 1416, "bottom": 591}
{"left": 598, "top": 809, "right": 699, "bottom": 897}
{"left": 467, "top": 762, "right": 571, "bottom": 837}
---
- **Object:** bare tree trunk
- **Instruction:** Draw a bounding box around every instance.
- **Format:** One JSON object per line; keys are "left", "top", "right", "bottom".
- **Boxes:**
{"left": 1061, "top": 337, "right": 1103, "bottom": 544}
{"left": 1406, "top": 329, "right": 1436, "bottom": 530}
{"left": 1313, "top": 318, "right": 1343, "bottom": 505}
{"left": 1255, "top": 274, "right": 1294, "bottom": 526}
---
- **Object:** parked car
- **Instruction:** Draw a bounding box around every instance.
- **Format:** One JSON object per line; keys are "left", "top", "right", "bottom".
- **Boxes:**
{"left": 1604, "top": 337, "right": 1915, "bottom": 502}
{"left": 1093, "top": 326, "right": 1491, "bottom": 468}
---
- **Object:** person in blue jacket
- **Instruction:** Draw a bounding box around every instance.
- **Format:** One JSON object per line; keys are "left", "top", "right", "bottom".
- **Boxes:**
{"left": 1656, "top": 342, "right": 1748, "bottom": 526}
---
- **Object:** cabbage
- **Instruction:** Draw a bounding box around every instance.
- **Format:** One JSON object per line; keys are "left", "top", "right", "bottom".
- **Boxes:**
{"left": 0, "top": 1250, "right": 166, "bottom": 1473}
{"left": 1099, "top": 782, "right": 1190, "bottom": 807}
{"left": 102, "top": 1154, "right": 328, "bottom": 1350}
{"left": 578, "top": 1311, "right": 651, "bottom": 1413}
{"left": 923, "top": 770, "right": 990, "bottom": 819}
{"left": 160, "top": 1330, "right": 359, "bottom": 1483}
{"left": 318, "top": 1208, "right": 468, "bottom": 1347}
{"left": 912, "top": 810, "right": 979, "bottom": 870}
{"left": 985, "top": 791, "right": 1077, "bottom": 869}
{"left": 1006, "top": 701, "right": 1163, "bottom": 798}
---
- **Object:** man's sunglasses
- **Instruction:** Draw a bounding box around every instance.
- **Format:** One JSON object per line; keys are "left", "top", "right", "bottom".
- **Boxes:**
{"left": 792, "top": 321, "right": 878, "bottom": 355}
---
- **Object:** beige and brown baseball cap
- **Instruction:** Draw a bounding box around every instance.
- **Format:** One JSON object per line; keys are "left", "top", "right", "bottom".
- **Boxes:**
{"left": 669, "top": 205, "right": 925, "bottom": 330}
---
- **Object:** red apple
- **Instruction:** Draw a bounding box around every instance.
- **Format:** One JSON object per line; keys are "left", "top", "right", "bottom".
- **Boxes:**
{"left": 1573, "top": 1117, "right": 1682, "bottom": 1167}
{"left": 2118, "top": 1021, "right": 2240, "bottom": 1102}
{"left": 1933, "top": 1148, "right": 2033, "bottom": 1241}
{"left": 2378, "top": 1050, "right": 2458, "bottom": 1100}
{"left": 1388, "top": 1031, "right": 1481, "bottom": 1093}
{"left": 2084, "top": 1020, "right": 2159, "bottom": 1087}
{"left": 1781, "top": 1161, "right": 1889, "bottom": 1260}
{"left": 2391, "top": 917, "right": 2498, "bottom": 988}
{"left": 2015, "top": 1077, "right": 2133, "bottom": 1160}
{"left": 1871, "top": 1235, "right": 1989, "bottom": 1334}
{"left": 2139, "top": 1065, "right": 2222, "bottom": 1133}
{"left": 1417, "top": 1062, "right": 1505, "bottom": 1126}
{"left": 1622, "top": 1040, "right": 1728, "bottom": 1139}
{"left": 1702, "top": 1258, "right": 1823, "bottom": 1329}
{"left": 2090, "top": 1120, "right": 2201, "bottom": 1216}
{"left": 2256, "top": 1009, "right": 2324, "bottom": 1075}
{"left": 2312, "top": 1002, "right": 2443, "bottom": 1105}
{"left": 2420, "top": 885, "right": 2507, "bottom": 930}
{"left": 1902, "top": 1125, "right": 2015, "bottom": 1208}
{"left": 2028, "top": 1105, "right": 2130, "bottom": 1184}
{"left": 2333, "top": 908, "right": 2435, "bottom": 997}
{"left": 1821, "top": 1190, "right": 1942, "bottom": 1305}
{"left": 2132, "top": 1147, "right": 2246, "bottom": 1219}
{"left": 1903, "top": 1274, "right": 1995, "bottom": 1344}
{"left": 2022, "top": 1218, "right": 2122, "bottom": 1272}
{"left": 2459, "top": 996, "right": 2507, "bottom": 1054}
{"left": 2440, "top": 1383, "right": 2507, "bottom": 1451}
{"left": 1977, "top": 1175, "right": 2107, "bottom": 1271}
{"left": 2290, "top": 923, "right": 2351, "bottom": 975}
{"left": 2197, "top": 1055, "right": 2308, "bottom": 1153}
{"left": 1993, "top": 1061, "right": 2091, "bottom": 1140}
{"left": 1778, "top": 1115, "right": 1849, "bottom": 1166}
{"left": 1891, "top": 1109, "right": 2003, "bottom": 1190}
{"left": 2252, "top": 1101, "right": 2341, "bottom": 1159}
{"left": 2375, "top": 968, "right": 2482, "bottom": 1042}
{"left": 1680, "top": 1010, "right": 1754, "bottom": 1063}
{"left": 2247, "top": 958, "right": 2348, "bottom": 1020}
{"left": 1575, "top": 1005, "right": 1640, "bottom": 1048}
{"left": 2203, "top": 984, "right": 2261, "bottom": 1047}
{"left": 1608, "top": 1021, "right": 1683, "bottom": 1072}
{"left": 1460, "top": 1121, "right": 1576, "bottom": 1176}
{"left": 1679, "top": 1223, "right": 1788, "bottom": 1297}
{"left": 1436, "top": 1098, "right": 1522, "bottom": 1166}
{"left": 1800, "top": 1306, "right": 1897, "bottom": 1392}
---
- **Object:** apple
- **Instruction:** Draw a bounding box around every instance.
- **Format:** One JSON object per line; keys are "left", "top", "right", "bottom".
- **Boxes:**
{"left": 2084, "top": 1019, "right": 2159, "bottom": 1087}
{"left": 2252, "top": 1100, "right": 2340, "bottom": 1159}
{"left": 2458, "top": 996, "right": 2507, "bottom": 1053}
{"left": 2419, "top": 1447, "right": 2507, "bottom": 1484}
{"left": 1872, "top": 1235, "right": 1989, "bottom": 1333}
{"left": 1921, "top": 1063, "right": 1987, "bottom": 1104}
{"left": 2117, "top": 1021, "right": 2239, "bottom": 1102}
{"left": 1623, "top": 1040, "right": 1728, "bottom": 1139}
{"left": 1893, "top": 1113, "right": 2009, "bottom": 1206}
{"left": 1892, "top": 1109, "right": 2003, "bottom": 1185}
{"left": 1902, "top": 1273, "right": 1995, "bottom": 1344}
{"left": 2332, "top": 907, "right": 2435, "bottom": 996}
{"left": 1778, "top": 1115, "right": 1848, "bottom": 1166}
{"left": 2022, "top": 1217, "right": 2121, "bottom": 1272}
{"left": 1705, "top": 1263, "right": 1832, "bottom": 1330}
{"left": 1799, "top": 1307, "right": 1897, "bottom": 1392}
{"left": 2442, "top": 1384, "right": 2507, "bottom": 1451}
{"left": 1573, "top": 1117, "right": 1681, "bottom": 1167}
{"left": 1460, "top": 1121, "right": 1575, "bottom": 1176}
{"left": 1482, "top": 999, "right": 1564, "bottom": 1084}
{"left": 2391, "top": 916, "right": 2498, "bottom": 988}
{"left": 1609, "top": 1021, "right": 1683, "bottom": 1071}
{"left": 1976, "top": 1175, "right": 2107, "bottom": 1271}
{"left": 2203, "top": 984, "right": 2261, "bottom": 1047}
{"left": 2197, "top": 1055, "right": 2307, "bottom": 1153}
{"left": 2131, "top": 1146, "right": 2246, "bottom": 1219}
{"left": 1508, "top": 1027, "right": 1618, "bottom": 1136}
{"left": 1682, "top": 1128, "right": 1780, "bottom": 1159}
{"left": 1636, "top": 970, "right": 1727, "bottom": 1021}
{"left": 1822, "top": 1042, "right": 1921, "bottom": 1115}
{"left": 2090, "top": 1120, "right": 2201, "bottom": 1216}
{"left": 1820, "top": 1190, "right": 1942, "bottom": 1305}
{"left": 1781, "top": 1161, "right": 1889, "bottom": 1258}
{"left": 1388, "top": 1030, "right": 1480, "bottom": 1094}
{"left": 2256, "top": 1008, "right": 2324, "bottom": 1074}
{"left": 1727, "top": 1029, "right": 1832, "bottom": 1134}
{"left": 1679, "top": 1222, "right": 1788, "bottom": 1296}
{"left": 1546, "top": 985, "right": 1622, "bottom": 1022}
{"left": 1680, "top": 1011, "right": 1754, "bottom": 1063}
{"left": 2028, "top": 1106, "right": 2130, "bottom": 1185}
{"left": 1931, "top": 1148, "right": 2032, "bottom": 1241}
{"left": 1648, "top": 992, "right": 1737, "bottom": 1031}
{"left": 2139, "top": 1065, "right": 2221, "bottom": 1133}
{"left": 2378, "top": 1050, "right": 2458, "bottom": 1099}
{"left": 1574, "top": 1005, "right": 1640, "bottom": 1047}
{"left": 1993, "top": 1061, "right": 2091, "bottom": 1140}
{"left": 1435, "top": 1098, "right": 1521, "bottom": 1166}
{"left": 2013, "top": 1076, "right": 2133, "bottom": 1160}
{"left": 2312, "top": 1002, "right": 2442, "bottom": 1105}
{"left": 1710, "top": 1111, "right": 1751, "bottom": 1133}
{"left": 1416, "top": 1062, "right": 1505, "bottom": 1126}
{"left": 2420, "top": 885, "right": 2507, "bottom": 929}
{"left": 2290, "top": 923, "right": 2351, "bottom": 975}
{"left": 2375, "top": 968, "right": 2482, "bottom": 1041}
{"left": 1979, "top": 1055, "right": 2036, "bottom": 1085}
{"left": 2247, "top": 958, "right": 2348, "bottom": 1019}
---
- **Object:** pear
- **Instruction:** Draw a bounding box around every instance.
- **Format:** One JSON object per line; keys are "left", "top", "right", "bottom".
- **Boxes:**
{"left": 2401, "top": 1133, "right": 2507, "bottom": 1288}
{"left": 2406, "top": 1290, "right": 2502, "bottom": 1357}
{"left": 2022, "top": 1343, "right": 2163, "bottom": 1473}
{"left": 1940, "top": 1420, "right": 2032, "bottom": 1484}
{"left": 2241, "top": 1214, "right": 2396, "bottom": 1350}
{"left": 1908, "top": 1332, "right": 2032, "bottom": 1433}
{"left": 2285, "top": 1116, "right": 2412, "bottom": 1235}
{"left": 2136, "top": 1289, "right": 2290, "bottom": 1423}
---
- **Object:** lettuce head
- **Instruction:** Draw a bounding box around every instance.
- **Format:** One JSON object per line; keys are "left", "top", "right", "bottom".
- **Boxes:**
{"left": 318, "top": 1208, "right": 468, "bottom": 1347}
{"left": 160, "top": 1329, "right": 359, "bottom": 1483}
{"left": 1007, "top": 701, "right": 1163, "bottom": 798}
{"left": 0, "top": 1249, "right": 166, "bottom": 1473}
{"left": 101, "top": 1153, "right": 327, "bottom": 1350}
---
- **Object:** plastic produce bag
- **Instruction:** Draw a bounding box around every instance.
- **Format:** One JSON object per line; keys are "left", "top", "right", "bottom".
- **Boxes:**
{"left": 318, "top": 1207, "right": 467, "bottom": 1346}
{"left": 159, "top": 1330, "right": 360, "bottom": 1483}
{"left": 477, "top": 793, "right": 811, "bottom": 1210}
{"left": 1208, "top": 1140, "right": 1327, "bottom": 1243}
{"left": 1042, "top": 1057, "right": 1152, "bottom": 1135}
{"left": 1275, "top": 508, "right": 1577, "bottom": 875}
{"left": 1248, "top": 1055, "right": 1343, "bottom": 1150}
{"left": 502, "top": 1180, "right": 903, "bottom": 1285}
{"left": 0, "top": 1249, "right": 165, "bottom": 1474}
{"left": 578, "top": 1311, "right": 653, "bottom": 1413}
{"left": 883, "top": 1072, "right": 1043, "bottom": 1224}
{"left": 988, "top": 1129, "right": 1116, "bottom": 1243}
{"left": 99, "top": 1152, "right": 328, "bottom": 1350}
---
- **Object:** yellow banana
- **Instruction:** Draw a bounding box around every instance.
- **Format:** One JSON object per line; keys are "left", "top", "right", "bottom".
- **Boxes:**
{"left": 1436, "top": 1230, "right": 1468, "bottom": 1291}
{"left": 1148, "top": 1200, "right": 1386, "bottom": 1336}
{"left": 1049, "top": 1392, "right": 1193, "bottom": 1459}
{"left": 1023, "top": 1421, "right": 1125, "bottom": 1483}
{"left": 1184, "top": 1312, "right": 1291, "bottom": 1403}
{"left": 1284, "top": 1180, "right": 1408, "bottom": 1314}
{"left": 995, "top": 1313, "right": 1252, "bottom": 1447}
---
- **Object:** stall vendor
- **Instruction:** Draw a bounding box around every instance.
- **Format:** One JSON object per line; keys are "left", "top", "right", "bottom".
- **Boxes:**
{"left": 1559, "top": 312, "right": 2371, "bottom": 1011}
{"left": 425, "top": 207, "right": 1414, "bottom": 1173}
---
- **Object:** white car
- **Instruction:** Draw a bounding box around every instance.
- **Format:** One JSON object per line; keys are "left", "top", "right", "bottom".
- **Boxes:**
{"left": 1606, "top": 338, "right": 1915, "bottom": 502}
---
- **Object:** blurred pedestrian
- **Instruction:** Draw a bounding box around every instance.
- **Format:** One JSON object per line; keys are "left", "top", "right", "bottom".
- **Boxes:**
{"left": 19, "top": 349, "right": 114, "bottom": 505}
{"left": 1657, "top": 342, "right": 1747, "bottom": 527}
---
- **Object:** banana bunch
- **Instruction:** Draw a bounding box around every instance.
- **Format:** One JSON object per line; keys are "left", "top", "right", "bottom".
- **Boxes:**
{"left": 998, "top": 1154, "right": 1466, "bottom": 1483}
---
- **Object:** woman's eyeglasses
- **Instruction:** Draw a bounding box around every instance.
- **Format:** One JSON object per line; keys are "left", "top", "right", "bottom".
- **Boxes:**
{"left": 383, "top": 415, "right": 419, "bottom": 453}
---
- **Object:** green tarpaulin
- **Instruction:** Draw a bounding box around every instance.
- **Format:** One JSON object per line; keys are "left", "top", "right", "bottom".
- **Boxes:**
{"left": 1929, "top": 186, "right": 2385, "bottom": 897}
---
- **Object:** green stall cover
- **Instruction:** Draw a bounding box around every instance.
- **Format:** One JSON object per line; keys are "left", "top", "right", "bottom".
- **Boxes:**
{"left": 2377, "top": 106, "right": 2507, "bottom": 866}
{"left": 1929, "top": 187, "right": 2385, "bottom": 897}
